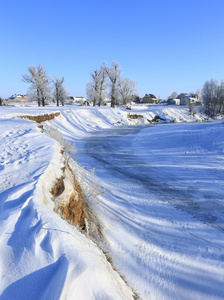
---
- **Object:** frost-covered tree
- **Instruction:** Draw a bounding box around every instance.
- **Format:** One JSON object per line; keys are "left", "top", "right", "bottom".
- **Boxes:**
{"left": 53, "top": 77, "right": 67, "bottom": 106}
{"left": 27, "top": 88, "right": 39, "bottom": 103}
{"left": 86, "top": 63, "right": 108, "bottom": 106}
{"left": 220, "top": 81, "right": 224, "bottom": 110}
{"left": 185, "top": 97, "right": 197, "bottom": 115}
{"left": 118, "top": 77, "right": 136, "bottom": 105}
{"left": 170, "top": 92, "right": 178, "bottom": 99}
{"left": 98, "top": 62, "right": 107, "bottom": 106}
{"left": 86, "top": 61, "right": 137, "bottom": 107}
{"left": 22, "top": 65, "right": 52, "bottom": 106}
{"left": 106, "top": 61, "right": 122, "bottom": 108}
{"left": 216, "top": 80, "right": 224, "bottom": 114}
{"left": 202, "top": 79, "right": 224, "bottom": 115}
{"left": 86, "top": 81, "right": 96, "bottom": 104}
{"left": 87, "top": 69, "right": 101, "bottom": 106}
{"left": 202, "top": 79, "right": 219, "bottom": 115}
{"left": 196, "top": 89, "right": 201, "bottom": 99}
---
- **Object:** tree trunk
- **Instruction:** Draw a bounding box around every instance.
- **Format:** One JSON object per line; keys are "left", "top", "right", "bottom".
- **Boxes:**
{"left": 41, "top": 91, "right": 45, "bottom": 106}
{"left": 37, "top": 90, "right": 41, "bottom": 106}
{"left": 111, "top": 84, "right": 115, "bottom": 108}
{"left": 99, "top": 86, "right": 103, "bottom": 107}
{"left": 98, "top": 96, "right": 102, "bottom": 107}
{"left": 111, "top": 95, "right": 115, "bottom": 108}
{"left": 56, "top": 85, "right": 59, "bottom": 106}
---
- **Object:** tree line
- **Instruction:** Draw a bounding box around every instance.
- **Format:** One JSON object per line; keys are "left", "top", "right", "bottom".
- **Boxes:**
{"left": 86, "top": 61, "right": 137, "bottom": 108}
{"left": 166, "top": 79, "right": 224, "bottom": 116}
{"left": 202, "top": 79, "right": 224, "bottom": 116}
{"left": 15, "top": 65, "right": 224, "bottom": 113}
{"left": 22, "top": 65, "right": 67, "bottom": 106}
{"left": 21, "top": 62, "right": 137, "bottom": 108}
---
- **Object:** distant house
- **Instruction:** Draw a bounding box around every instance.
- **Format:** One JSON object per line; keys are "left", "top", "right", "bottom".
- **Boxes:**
{"left": 142, "top": 94, "right": 158, "bottom": 104}
{"left": 177, "top": 93, "right": 201, "bottom": 105}
{"left": 72, "top": 96, "right": 87, "bottom": 105}
{"left": 8, "top": 94, "right": 28, "bottom": 101}
{"left": 74, "top": 96, "right": 85, "bottom": 102}
{"left": 133, "top": 96, "right": 141, "bottom": 103}
{"left": 189, "top": 94, "right": 199, "bottom": 100}
{"left": 167, "top": 98, "right": 180, "bottom": 105}
{"left": 67, "top": 96, "right": 74, "bottom": 101}
{"left": 100, "top": 97, "right": 111, "bottom": 105}
{"left": 82, "top": 100, "right": 90, "bottom": 106}
{"left": 64, "top": 96, "right": 74, "bottom": 105}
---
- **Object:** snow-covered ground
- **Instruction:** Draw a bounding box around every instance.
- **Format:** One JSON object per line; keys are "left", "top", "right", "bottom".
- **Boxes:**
{"left": 0, "top": 104, "right": 224, "bottom": 299}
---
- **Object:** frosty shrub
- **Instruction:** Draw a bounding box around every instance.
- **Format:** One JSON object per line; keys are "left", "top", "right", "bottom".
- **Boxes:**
{"left": 45, "top": 125, "right": 76, "bottom": 163}
{"left": 45, "top": 125, "right": 105, "bottom": 204}
{"left": 45, "top": 125, "right": 64, "bottom": 144}
{"left": 63, "top": 139, "right": 77, "bottom": 163}
{"left": 69, "top": 161, "right": 107, "bottom": 239}
{"left": 69, "top": 161, "right": 107, "bottom": 206}
{"left": 45, "top": 125, "right": 106, "bottom": 239}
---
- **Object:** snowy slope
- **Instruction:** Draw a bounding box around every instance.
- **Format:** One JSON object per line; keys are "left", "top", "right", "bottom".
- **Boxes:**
{"left": 74, "top": 122, "right": 224, "bottom": 300}
{"left": 1, "top": 104, "right": 224, "bottom": 300}
{"left": 0, "top": 113, "right": 134, "bottom": 299}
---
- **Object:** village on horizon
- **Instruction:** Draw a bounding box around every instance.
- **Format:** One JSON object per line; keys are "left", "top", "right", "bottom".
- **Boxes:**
{"left": 0, "top": 92, "right": 203, "bottom": 107}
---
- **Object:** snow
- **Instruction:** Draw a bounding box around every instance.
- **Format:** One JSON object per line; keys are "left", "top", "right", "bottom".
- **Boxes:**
{"left": 0, "top": 103, "right": 224, "bottom": 299}
{"left": 0, "top": 109, "right": 134, "bottom": 299}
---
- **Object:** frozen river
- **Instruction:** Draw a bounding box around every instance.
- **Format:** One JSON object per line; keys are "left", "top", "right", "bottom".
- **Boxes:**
{"left": 75, "top": 121, "right": 224, "bottom": 299}
{"left": 2, "top": 106, "right": 224, "bottom": 299}
{"left": 78, "top": 122, "right": 224, "bottom": 231}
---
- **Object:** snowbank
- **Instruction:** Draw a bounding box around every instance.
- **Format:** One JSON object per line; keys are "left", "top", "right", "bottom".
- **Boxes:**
{"left": 1, "top": 104, "right": 224, "bottom": 299}
{"left": 0, "top": 111, "right": 134, "bottom": 299}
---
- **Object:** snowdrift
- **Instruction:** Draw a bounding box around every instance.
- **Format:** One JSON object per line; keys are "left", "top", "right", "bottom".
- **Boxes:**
{"left": 1, "top": 104, "right": 224, "bottom": 300}
{"left": 0, "top": 112, "right": 134, "bottom": 299}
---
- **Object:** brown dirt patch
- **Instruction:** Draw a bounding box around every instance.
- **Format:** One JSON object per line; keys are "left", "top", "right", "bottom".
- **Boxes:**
{"left": 60, "top": 176, "right": 86, "bottom": 228}
{"left": 50, "top": 176, "right": 65, "bottom": 197}
{"left": 127, "top": 114, "right": 143, "bottom": 119}
{"left": 148, "top": 115, "right": 166, "bottom": 122}
{"left": 20, "top": 112, "right": 60, "bottom": 123}
{"left": 51, "top": 164, "right": 86, "bottom": 228}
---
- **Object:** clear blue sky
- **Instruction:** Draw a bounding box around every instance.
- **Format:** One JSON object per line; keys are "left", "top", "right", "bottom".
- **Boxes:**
{"left": 1, "top": 0, "right": 224, "bottom": 99}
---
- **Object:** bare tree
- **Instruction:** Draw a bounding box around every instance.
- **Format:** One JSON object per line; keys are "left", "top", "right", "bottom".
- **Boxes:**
{"left": 27, "top": 88, "right": 38, "bottom": 103}
{"left": 185, "top": 97, "right": 197, "bottom": 115}
{"left": 86, "top": 82, "right": 95, "bottom": 104}
{"left": 86, "top": 70, "right": 100, "bottom": 106}
{"left": 53, "top": 77, "right": 67, "bottom": 106}
{"left": 22, "top": 65, "right": 51, "bottom": 106}
{"left": 170, "top": 91, "right": 178, "bottom": 99}
{"left": 0, "top": 97, "right": 2, "bottom": 106}
{"left": 196, "top": 89, "right": 201, "bottom": 99}
{"left": 202, "top": 79, "right": 224, "bottom": 115}
{"left": 90, "top": 69, "right": 101, "bottom": 106}
{"left": 106, "top": 61, "right": 122, "bottom": 108}
{"left": 118, "top": 77, "right": 136, "bottom": 105}
{"left": 202, "top": 79, "right": 219, "bottom": 115}
{"left": 98, "top": 62, "right": 107, "bottom": 106}
{"left": 216, "top": 80, "right": 224, "bottom": 114}
{"left": 86, "top": 61, "right": 137, "bottom": 107}
{"left": 86, "top": 63, "right": 108, "bottom": 106}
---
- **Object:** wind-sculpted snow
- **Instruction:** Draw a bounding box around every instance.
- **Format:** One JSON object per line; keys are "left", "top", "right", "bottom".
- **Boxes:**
{"left": 0, "top": 113, "right": 134, "bottom": 299}
{"left": 75, "top": 123, "right": 224, "bottom": 299}
{"left": 48, "top": 106, "right": 224, "bottom": 300}
{"left": 1, "top": 104, "right": 224, "bottom": 299}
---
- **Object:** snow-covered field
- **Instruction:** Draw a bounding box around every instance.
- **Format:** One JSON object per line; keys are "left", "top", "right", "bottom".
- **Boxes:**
{"left": 0, "top": 104, "right": 224, "bottom": 299}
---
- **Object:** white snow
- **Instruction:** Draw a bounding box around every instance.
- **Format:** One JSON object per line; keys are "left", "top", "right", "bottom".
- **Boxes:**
{"left": 0, "top": 103, "right": 224, "bottom": 299}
